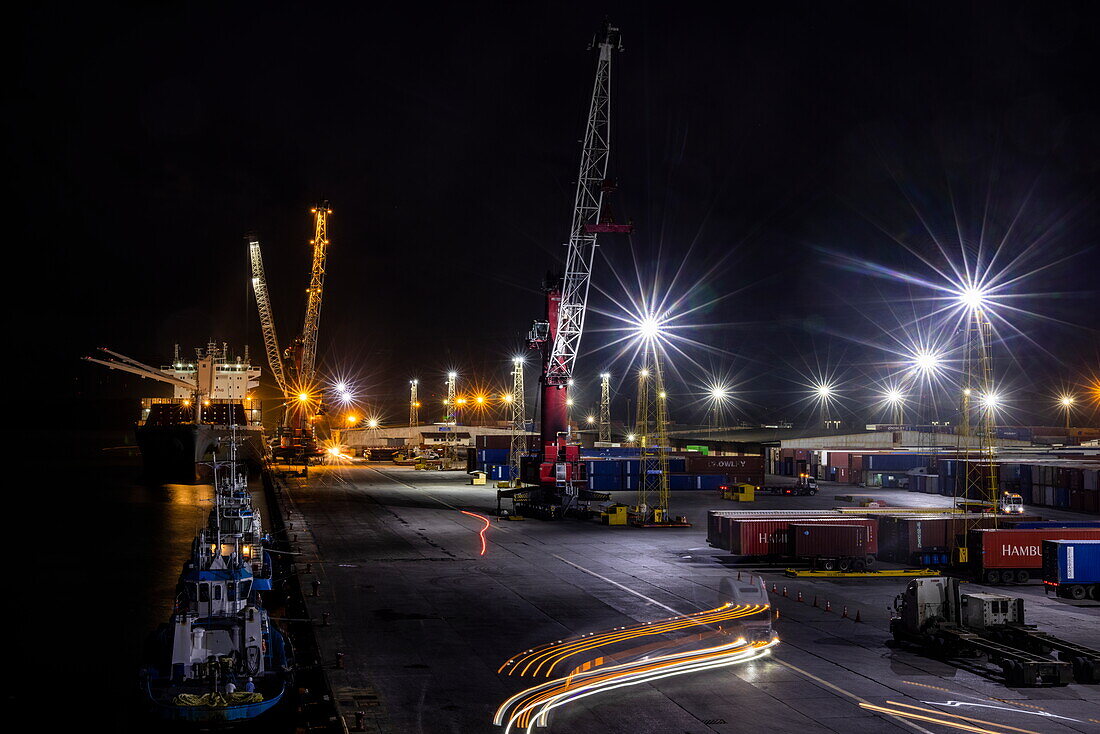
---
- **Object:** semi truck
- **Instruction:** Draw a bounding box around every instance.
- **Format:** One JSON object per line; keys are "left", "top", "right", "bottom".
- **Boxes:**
{"left": 1043, "top": 539, "right": 1100, "bottom": 600}
{"left": 891, "top": 576, "right": 1100, "bottom": 686}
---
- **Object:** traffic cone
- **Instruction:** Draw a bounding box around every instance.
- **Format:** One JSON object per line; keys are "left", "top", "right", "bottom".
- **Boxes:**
{"left": 824, "top": 600, "right": 832, "bottom": 613}
{"left": 855, "top": 609, "right": 862, "bottom": 623}
{"left": 772, "top": 583, "right": 778, "bottom": 593}
{"left": 797, "top": 590, "right": 803, "bottom": 602}
{"left": 842, "top": 606, "right": 849, "bottom": 618}
{"left": 782, "top": 586, "right": 788, "bottom": 597}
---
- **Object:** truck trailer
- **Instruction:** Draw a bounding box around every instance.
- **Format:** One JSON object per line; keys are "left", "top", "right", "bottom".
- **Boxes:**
{"left": 1043, "top": 539, "right": 1100, "bottom": 600}
{"left": 890, "top": 577, "right": 1097, "bottom": 686}
{"left": 968, "top": 528, "right": 1100, "bottom": 584}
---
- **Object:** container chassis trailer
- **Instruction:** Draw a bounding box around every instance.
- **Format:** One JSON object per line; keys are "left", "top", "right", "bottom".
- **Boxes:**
{"left": 890, "top": 577, "right": 1100, "bottom": 687}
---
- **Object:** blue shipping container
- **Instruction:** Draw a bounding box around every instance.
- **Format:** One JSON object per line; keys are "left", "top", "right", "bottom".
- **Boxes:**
{"left": 589, "top": 475, "right": 622, "bottom": 492}
{"left": 696, "top": 475, "right": 726, "bottom": 490}
{"left": 1055, "top": 487, "right": 1071, "bottom": 508}
{"left": 587, "top": 460, "right": 622, "bottom": 476}
{"left": 669, "top": 474, "right": 693, "bottom": 491}
{"left": 864, "top": 454, "right": 932, "bottom": 472}
{"left": 1043, "top": 540, "right": 1100, "bottom": 584}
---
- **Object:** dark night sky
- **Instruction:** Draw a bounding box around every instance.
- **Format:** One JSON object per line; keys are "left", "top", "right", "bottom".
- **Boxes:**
{"left": 10, "top": 1, "right": 1099, "bottom": 428}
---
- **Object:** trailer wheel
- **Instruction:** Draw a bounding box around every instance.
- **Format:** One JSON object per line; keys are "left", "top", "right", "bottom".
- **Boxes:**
{"left": 1015, "top": 570, "right": 1030, "bottom": 584}
{"left": 1070, "top": 585, "right": 1087, "bottom": 600}
{"left": 852, "top": 559, "right": 866, "bottom": 571}
{"left": 808, "top": 489, "right": 817, "bottom": 496}
{"left": 1000, "top": 569, "right": 1016, "bottom": 584}
{"left": 1086, "top": 585, "right": 1097, "bottom": 601}
{"left": 1004, "top": 660, "right": 1021, "bottom": 687}
{"left": 821, "top": 558, "right": 837, "bottom": 571}
{"left": 865, "top": 555, "right": 875, "bottom": 568}
{"left": 839, "top": 559, "right": 852, "bottom": 572}
{"left": 984, "top": 570, "right": 1000, "bottom": 584}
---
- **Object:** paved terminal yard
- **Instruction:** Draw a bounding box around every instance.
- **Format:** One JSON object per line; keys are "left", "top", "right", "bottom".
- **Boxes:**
{"left": 279, "top": 463, "right": 1100, "bottom": 734}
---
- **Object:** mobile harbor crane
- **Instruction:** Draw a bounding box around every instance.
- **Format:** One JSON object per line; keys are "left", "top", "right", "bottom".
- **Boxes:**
{"left": 248, "top": 203, "right": 332, "bottom": 462}
{"left": 507, "top": 20, "right": 633, "bottom": 520}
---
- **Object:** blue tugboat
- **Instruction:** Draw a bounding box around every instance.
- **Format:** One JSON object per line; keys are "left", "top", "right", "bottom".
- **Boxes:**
{"left": 140, "top": 439, "right": 291, "bottom": 724}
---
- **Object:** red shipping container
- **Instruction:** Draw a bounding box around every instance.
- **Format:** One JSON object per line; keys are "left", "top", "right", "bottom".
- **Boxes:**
{"left": 851, "top": 455, "right": 864, "bottom": 472}
{"left": 828, "top": 452, "right": 849, "bottom": 469}
{"left": 728, "top": 517, "right": 878, "bottom": 556}
{"left": 780, "top": 448, "right": 796, "bottom": 459}
{"left": 969, "top": 528, "right": 1100, "bottom": 570}
{"left": 795, "top": 449, "right": 812, "bottom": 461}
{"left": 837, "top": 467, "right": 849, "bottom": 482}
{"left": 790, "top": 523, "right": 868, "bottom": 557}
{"left": 687, "top": 455, "right": 764, "bottom": 474}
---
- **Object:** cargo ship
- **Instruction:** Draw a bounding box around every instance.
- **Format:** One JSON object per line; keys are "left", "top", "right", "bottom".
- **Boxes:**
{"left": 86, "top": 342, "right": 268, "bottom": 483}
{"left": 136, "top": 344, "right": 267, "bottom": 483}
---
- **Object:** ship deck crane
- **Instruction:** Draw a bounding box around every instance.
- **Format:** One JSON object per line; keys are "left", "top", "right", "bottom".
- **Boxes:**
{"left": 83, "top": 347, "right": 212, "bottom": 422}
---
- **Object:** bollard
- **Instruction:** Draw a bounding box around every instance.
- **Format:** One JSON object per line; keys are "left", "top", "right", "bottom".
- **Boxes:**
{"left": 842, "top": 605, "right": 849, "bottom": 619}
{"left": 311, "top": 579, "right": 321, "bottom": 597}
{"left": 336, "top": 652, "right": 344, "bottom": 669}
{"left": 824, "top": 600, "right": 832, "bottom": 613}
{"left": 355, "top": 711, "right": 366, "bottom": 731}
{"left": 322, "top": 612, "right": 330, "bottom": 626}
{"left": 737, "top": 571, "right": 741, "bottom": 581}
{"left": 305, "top": 562, "right": 313, "bottom": 574}
{"left": 812, "top": 595, "right": 818, "bottom": 608}
{"left": 797, "top": 590, "right": 803, "bottom": 603}
{"left": 293, "top": 534, "right": 299, "bottom": 543}
{"left": 855, "top": 609, "right": 862, "bottom": 623}
{"left": 782, "top": 586, "right": 788, "bottom": 597}
{"left": 288, "top": 522, "right": 294, "bottom": 531}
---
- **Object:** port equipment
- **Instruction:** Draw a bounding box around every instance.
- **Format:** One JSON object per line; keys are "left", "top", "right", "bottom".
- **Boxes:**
{"left": 598, "top": 372, "right": 612, "bottom": 443}
{"left": 784, "top": 568, "right": 939, "bottom": 578}
{"left": 508, "top": 357, "right": 527, "bottom": 487}
{"left": 247, "top": 204, "right": 332, "bottom": 461}
{"left": 952, "top": 301, "right": 999, "bottom": 560}
{"left": 523, "top": 20, "right": 632, "bottom": 516}
{"left": 720, "top": 483, "right": 756, "bottom": 502}
{"left": 890, "top": 576, "right": 1085, "bottom": 686}
{"left": 629, "top": 357, "right": 677, "bottom": 525}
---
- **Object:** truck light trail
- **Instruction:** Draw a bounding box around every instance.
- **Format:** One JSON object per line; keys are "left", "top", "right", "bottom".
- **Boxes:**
{"left": 460, "top": 510, "right": 490, "bottom": 555}
{"left": 494, "top": 638, "right": 777, "bottom": 732}
{"left": 498, "top": 602, "right": 766, "bottom": 677}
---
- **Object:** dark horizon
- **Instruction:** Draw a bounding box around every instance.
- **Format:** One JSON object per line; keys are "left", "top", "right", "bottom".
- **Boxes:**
{"left": 11, "top": 1, "right": 1100, "bottom": 430}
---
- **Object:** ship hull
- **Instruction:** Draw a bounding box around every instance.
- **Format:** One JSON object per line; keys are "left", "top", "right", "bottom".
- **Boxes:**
{"left": 136, "top": 424, "right": 268, "bottom": 483}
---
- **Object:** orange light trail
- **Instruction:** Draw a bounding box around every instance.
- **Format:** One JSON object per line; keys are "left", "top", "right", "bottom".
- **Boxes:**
{"left": 859, "top": 702, "right": 1041, "bottom": 734}
{"left": 498, "top": 603, "right": 764, "bottom": 678}
{"left": 495, "top": 637, "right": 777, "bottom": 732}
{"left": 460, "top": 510, "right": 490, "bottom": 555}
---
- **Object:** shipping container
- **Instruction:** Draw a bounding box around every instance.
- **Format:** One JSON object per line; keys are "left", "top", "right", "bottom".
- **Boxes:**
{"left": 726, "top": 517, "right": 878, "bottom": 556}
{"left": 968, "top": 528, "right": 1100, "bottom": 583}
{"left": 864, "top": 454, "right": 933, "bottom": 472}
{"left": 588, "top": 475, "right": 622, "bottom": 492}
{"left": 686, "top": 455, "right": 764, "bottom": 475}
{"left": 1055, "top": 487, "right": 1070, "bottom": 508}
{"left": 669, "top": 474, "right": 692, "bottom": 491}
{"left": 1084, "top": 470, "right": 1098, "bottom": 491}
{"left": 789, "top": 523, "right": 868, "bottom": 558}
{"left": 1009, "top": 521, "right": 1100, "bottom": 529}
{"left": 1042, "top": 540, "right": 1100, "bottom": 599}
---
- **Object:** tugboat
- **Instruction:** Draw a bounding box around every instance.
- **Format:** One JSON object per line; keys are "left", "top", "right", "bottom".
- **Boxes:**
{"left": 140, "top": 458, "right": 291, "bottom": 724}
{"left": 205, "top": 431, "right": 274, "bottom": 593}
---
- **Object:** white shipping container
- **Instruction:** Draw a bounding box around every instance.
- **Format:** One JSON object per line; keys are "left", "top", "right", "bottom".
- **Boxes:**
{"left": 1043, "top": 486, "right": 1055, "bottom": 507}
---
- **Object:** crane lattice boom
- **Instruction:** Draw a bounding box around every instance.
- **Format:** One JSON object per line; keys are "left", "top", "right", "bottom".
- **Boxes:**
{"left": 248, "top": 236, "right": 288, "bottom": 396}
{"left": 545, "top": 21, "right": 623, "bottom": 387}
{"left": 300, "top": 203, "right": 331, "bottom": 384}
